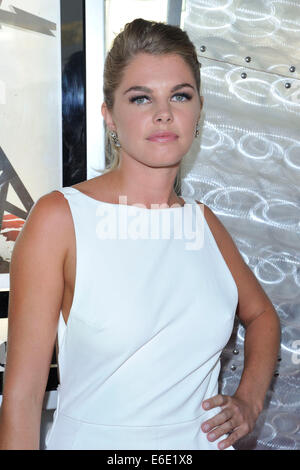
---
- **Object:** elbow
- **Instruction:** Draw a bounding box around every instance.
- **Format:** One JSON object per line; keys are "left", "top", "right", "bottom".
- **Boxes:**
{"left": 244, "top": 305, "right": 281, "bottom": 338}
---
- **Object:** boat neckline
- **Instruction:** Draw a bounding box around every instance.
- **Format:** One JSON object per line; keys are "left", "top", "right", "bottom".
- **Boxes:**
{"left": 66, "top": 186, "right": 195, "bottom": 211}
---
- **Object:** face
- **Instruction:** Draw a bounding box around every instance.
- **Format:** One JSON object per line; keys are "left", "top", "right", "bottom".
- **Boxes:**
{"left": 102, "top": 53, "right": 203, "bottom": 169}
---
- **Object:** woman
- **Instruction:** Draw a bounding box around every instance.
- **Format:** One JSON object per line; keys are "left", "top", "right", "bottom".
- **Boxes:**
{"left": 0, "top": 18, "right": 280, "bottom": 450}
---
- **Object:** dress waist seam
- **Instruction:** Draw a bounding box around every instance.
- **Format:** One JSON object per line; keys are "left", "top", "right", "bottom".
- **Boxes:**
{"left": 57, "top": 410, "right": 210, "bottom": 428}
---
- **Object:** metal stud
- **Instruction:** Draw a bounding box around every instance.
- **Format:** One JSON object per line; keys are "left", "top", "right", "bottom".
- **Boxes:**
{"left": 241, "top": 72, "right": 247, "bottom": 79}
{"left": 274, "top": 370, "right": 279, "bottom": 377}
{"left": 285, "top": 82, "right": 291, "bottom": 89}
{"left": 289, "top": 65, "right": 296, "bottom": 73}
{"left": 245, "top": 56, "right": 251, "bottom": 63}
{"left": 230, "top": 364, "right": 236, "bottom": 371}
{"left": 233, "top": 349, "right": 239, "bottom": 355}
{"left": 200, "top": 45, "right": 206, "bottom": 52}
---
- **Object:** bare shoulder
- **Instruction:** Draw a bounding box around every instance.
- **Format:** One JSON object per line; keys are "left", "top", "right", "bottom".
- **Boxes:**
{"left": 24, "top": 190, "right": 72, "bottom": 240}
{"left": 195, "top": 199, "right": 243, "bottom": 280}
{"left": 26, "top": 190, "right": 69, "bottom": 222}
{"left": 195, "top": 200, "right": 236, "bottom": 251}
{"left": 13, "top": 190, "right": 74, "bottom": 272}
{"left": 195, "top": 200, "right": 274, "bottom": 326}
{"left": 31, "top": 189, "right": 71, "bottom": 216}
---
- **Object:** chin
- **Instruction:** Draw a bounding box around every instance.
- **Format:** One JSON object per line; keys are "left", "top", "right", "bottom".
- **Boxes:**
{"left": 125, "top": 148, "right": 184, "bottom": 168}
{"left": 147, "top": 158, "right": 183, "bottom": 169}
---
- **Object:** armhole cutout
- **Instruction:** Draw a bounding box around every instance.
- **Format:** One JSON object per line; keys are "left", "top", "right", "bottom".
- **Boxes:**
{"left": 53, "top": 189, "right": 79, "bottom": 327}
{"left": 195, "top": 200, "right": 239, "bottom": 302}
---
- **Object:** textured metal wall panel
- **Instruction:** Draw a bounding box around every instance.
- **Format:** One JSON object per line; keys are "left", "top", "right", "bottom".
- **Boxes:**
{"left": 183, "top": 0, "right": 300, "bottom": 450}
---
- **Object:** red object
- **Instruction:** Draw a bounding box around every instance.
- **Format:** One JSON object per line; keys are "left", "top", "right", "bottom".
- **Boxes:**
{"left": 1, "top": 214, "right": 25, "bottom": 242}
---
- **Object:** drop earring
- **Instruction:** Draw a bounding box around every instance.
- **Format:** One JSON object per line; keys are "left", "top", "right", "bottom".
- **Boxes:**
{"left": 110, "top": 130, "right": 121, "bottom": 147}
{"left": 195, "top": 121, "right": 200, "bottom": 138}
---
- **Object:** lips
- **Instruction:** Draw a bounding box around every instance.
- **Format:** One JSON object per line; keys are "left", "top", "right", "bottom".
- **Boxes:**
{"left": 147, "top": 132, "right": 178, "bottom": 142}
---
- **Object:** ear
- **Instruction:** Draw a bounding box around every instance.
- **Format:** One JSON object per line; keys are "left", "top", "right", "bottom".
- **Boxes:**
{"left": 200, "top": 95, "right": 204, "bottom": 110}
{"left": 101, "top": 102, "right": 117, "bottom": 132}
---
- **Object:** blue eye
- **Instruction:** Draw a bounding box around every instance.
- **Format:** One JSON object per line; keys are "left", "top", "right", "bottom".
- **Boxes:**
{"left": 173, "top": 93, "right": 192, "bottom": 102}
{"left": 129, "top": 95, "right": 149, "bottom": 105}
{"left": 129, "top": 92, "right": 192, "bottom": 105}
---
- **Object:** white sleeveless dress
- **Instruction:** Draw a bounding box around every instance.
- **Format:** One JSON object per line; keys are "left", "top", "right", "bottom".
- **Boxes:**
{"left": 44, "top": 186, "right": 238, "bottom": 450}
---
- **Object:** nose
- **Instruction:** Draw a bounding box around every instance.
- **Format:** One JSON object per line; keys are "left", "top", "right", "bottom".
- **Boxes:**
{"left": 153, "top": 104, "right": 174, "bottom": 124}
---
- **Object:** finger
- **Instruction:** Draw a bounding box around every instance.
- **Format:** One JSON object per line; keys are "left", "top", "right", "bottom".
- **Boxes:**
{"left": 202, "top": 394, "right": 228, "bottom": 410}
{"left": 218, "top": 426, "right": 245, "bottom": 450}
{"left": 206, "top": 418, "right": 236, "bottom": 442}
{"left": 201, "top": 408, "right": 233, "bottom": 432}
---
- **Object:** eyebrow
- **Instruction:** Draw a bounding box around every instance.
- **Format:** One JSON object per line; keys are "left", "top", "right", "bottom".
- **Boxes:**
{"left": 123, "top": 83, "right": 195, "bottom": 95}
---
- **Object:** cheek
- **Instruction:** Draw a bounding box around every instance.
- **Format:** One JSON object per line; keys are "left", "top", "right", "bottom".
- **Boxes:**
{"left": 118, "top": 123, "right": 147, "bottom": 154}
{"left": 178, "top": 119, "right": 196, "bottom": 141}
{"left": 117, "top": 117, "right": 139, "bottom": 142}
{"left": 174, "top": 108, "right": 197, "bottom": 128}
{"left": 122, "top": 115, "right": 149, "bottom": 140}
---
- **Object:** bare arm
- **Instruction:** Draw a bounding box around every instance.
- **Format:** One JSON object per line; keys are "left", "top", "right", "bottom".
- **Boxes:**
{"left": 234, "top": 306, "right": 280, "bottom": 411}
{"left": 197, "top": 203, "right": 281, "bottom": 448}
{"left": 0, "top": 192, "right": 68, "bottom": 449}
{"left": 206, "top": 207, "right": 280, "bottom": 410}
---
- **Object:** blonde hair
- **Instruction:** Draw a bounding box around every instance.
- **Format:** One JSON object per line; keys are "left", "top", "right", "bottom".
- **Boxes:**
{"left": 102, "top": 18, "right": 201, "bottom": 195}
